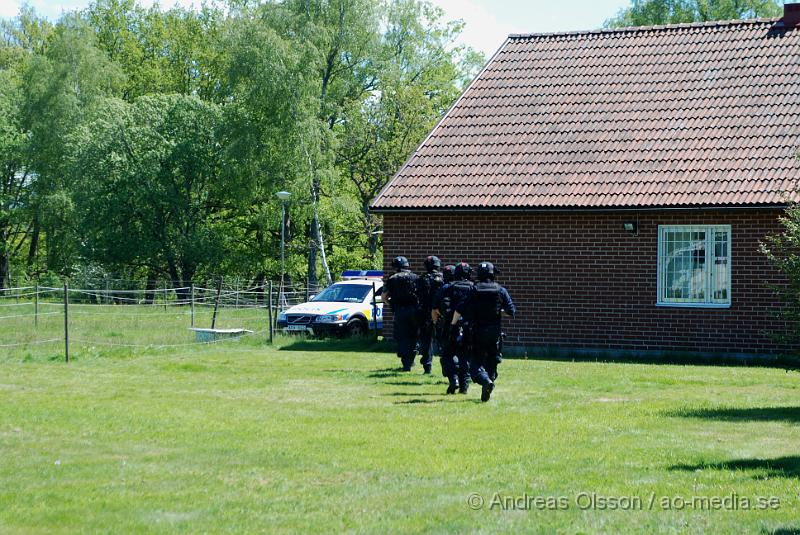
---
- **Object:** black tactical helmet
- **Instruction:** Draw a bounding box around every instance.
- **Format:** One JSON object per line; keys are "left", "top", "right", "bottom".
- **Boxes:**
{"left": 454, "top": 262, "right": 472, "bottom": 280}
{"left": 424, "top": 255, "right": 441, "bottom": 272}
{"left": 477, "top": 262, "right": 495, "bottom": 281}
{"left": 392, "top": 256, "right": 410, "bottom": 271}
{"left": 442, "top": 264, "right": 456, "bottom": 283}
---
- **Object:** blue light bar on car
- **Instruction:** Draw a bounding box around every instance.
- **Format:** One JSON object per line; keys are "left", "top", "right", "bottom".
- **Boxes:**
{"left": 341, "top": 270, "right": 384, "bottom": 280}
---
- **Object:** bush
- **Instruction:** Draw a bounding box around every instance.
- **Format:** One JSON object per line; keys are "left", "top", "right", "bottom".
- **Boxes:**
{"left": 760, "top": 202, "right": 800, "bottom": 346}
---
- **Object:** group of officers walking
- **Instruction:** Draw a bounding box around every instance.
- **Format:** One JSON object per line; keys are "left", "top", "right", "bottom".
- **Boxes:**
{"left": 382, "top": 255, "right": 516, "bottom": 402}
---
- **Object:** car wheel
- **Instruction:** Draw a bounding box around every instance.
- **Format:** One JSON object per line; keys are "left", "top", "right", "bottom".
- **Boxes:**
{"left": 347, "top": 318, "right": 368, "bottom": 337}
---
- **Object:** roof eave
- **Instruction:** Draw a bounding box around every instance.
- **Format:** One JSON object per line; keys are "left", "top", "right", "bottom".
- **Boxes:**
{"left": 370, "top": 203, "right": 791, "bottom": 214}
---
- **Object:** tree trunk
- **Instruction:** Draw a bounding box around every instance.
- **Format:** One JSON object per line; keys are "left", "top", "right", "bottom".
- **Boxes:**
{"left": 307, "top": 219, "right": 319, "bottom": 292}
{"left": 173, "top": 262, "right": 194, "bottom": 301}
{"left": 0, "top": 253, "right": 9, "bottom": 289}
{"left": 144, "top": 272, "right": 157, "bottom": 304}
{"left": 363, "top": 199, "right": 380, "bottom": 261}
{"left": 27, "top": 216, "right": 40, "bottom": 271}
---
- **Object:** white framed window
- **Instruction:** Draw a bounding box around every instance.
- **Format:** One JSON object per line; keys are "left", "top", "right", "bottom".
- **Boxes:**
{"left": 657, "top": 225, "right": 731, "bottom": 308}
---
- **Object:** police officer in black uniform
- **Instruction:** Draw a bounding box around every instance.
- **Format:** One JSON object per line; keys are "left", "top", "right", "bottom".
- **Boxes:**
{"left": 433, "top": 262, "right": 474, "bottom": 394}
{"left": 441, "top": 264, "right": 456, "bottom": 285}
{"left": 433, "top": 264, "right": 456, "bottom": 365}
{"left": 383, "top": 256, "right": 421, "bottom": 371}
{"left": 416, "top": 255, "right": 444, "bottom": 374}
{"left": 452, "top": 262, "right": 515, "bottom": 402}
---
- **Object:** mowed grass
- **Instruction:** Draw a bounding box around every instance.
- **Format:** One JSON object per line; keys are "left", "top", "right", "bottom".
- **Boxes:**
{"left": 1, "top": 327, "right": 800, "bottom": 533}
{"left": 0, "top": 300, "right": 271, "bottom": 360}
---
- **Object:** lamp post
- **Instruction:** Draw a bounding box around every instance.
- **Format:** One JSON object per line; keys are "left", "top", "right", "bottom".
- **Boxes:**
{"left": 276, "top": 191, "right": 291, "bottom": 309}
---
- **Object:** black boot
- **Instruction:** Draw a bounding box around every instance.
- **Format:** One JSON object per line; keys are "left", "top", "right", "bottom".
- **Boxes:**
{"left": 481, "top": 381, "right": 495, "bottom": 402}
{"left": 423, "top": 365, "right": 432, "bottom": 375}
{"left": 458, "top": 382, "right": 469, "bottom": 395}
{"left": 446, "top": 377, "right": 459, "bottom": 395}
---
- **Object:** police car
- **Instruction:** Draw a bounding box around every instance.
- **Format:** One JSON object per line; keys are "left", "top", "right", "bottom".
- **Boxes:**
{"left": 276, "top": 271, "right": 384, "bottom": 337}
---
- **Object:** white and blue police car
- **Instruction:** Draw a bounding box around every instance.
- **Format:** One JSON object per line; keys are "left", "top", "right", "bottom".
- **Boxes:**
{"left": 276, "top": 271, "right": 383, "bottom": 337}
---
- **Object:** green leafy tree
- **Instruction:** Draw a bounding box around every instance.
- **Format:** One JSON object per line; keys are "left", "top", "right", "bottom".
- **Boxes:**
{"left": 336, "top": 0, "right": 482, "bottom": 263}
{"left": 273, "top": 0, "right": 382, "bottom": 288}
{"left": 20, "top": 15, "right": 123, "bottom": 276}
{"left": 68, "top": 94, "right": 234, "bottom": 292}
{"left": 605, "top": 0, "right": 781, "bottom": 27}
{"left": 0, "top": 7, "right": 53, "bottom": 286}
{"left": 760, "top": 201, "right": 800, "bottom": 347}
{"left": 0, "top": 60, "right": 31, "bottom": 287}
{"left": 219, "top": 6, "right": 318, "bottom": 286}
{"left": 83, "top": 0, "right": 226, "bottom": 101}
{"left": 0, "top": 0, "right": 484, "bottom": 286}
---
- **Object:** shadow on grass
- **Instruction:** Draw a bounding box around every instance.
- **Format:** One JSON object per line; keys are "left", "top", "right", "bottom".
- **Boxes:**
{"left": 394, "top": 397, "right": 480, "bottom": 405}
{"left": 279, "top": 336, "right": 394, "bottom": 354}
{"left": 665, "top": 406, "right": 800, "bottom": 423}
{"left": 513, "top": 351, "right": 800, "bottom": 371}
{"left": 366, "top": 367, "right": 408, "bottom": 379}
{"left": 384, "top": 380, "right": 431, "bottom": 386}
{"left": 387, "top": 392, "right": 441, "bottom": 397}
{"left": 671, "top": 456, "right": 800, "bottom": 479}
{"left": 765, "top": 528, "right": 800, "bottom": 535}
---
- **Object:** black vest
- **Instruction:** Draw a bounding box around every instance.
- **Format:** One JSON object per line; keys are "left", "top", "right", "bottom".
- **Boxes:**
{"left": 441, "top": 280, "right": 473, "bottom": 321}
{"left": 419, "top": 270, "right": 444, "bottom": 310}
{"left": 474, "top": 281, "right": 502, "bottom": 325}
{"left": 388, "top": 271, "right": 419, "bottom": 308}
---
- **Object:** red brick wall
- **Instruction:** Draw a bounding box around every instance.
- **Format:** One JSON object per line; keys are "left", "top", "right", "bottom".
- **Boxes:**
{"left": 381, "top": 209, "right": 793, "bottom": 355}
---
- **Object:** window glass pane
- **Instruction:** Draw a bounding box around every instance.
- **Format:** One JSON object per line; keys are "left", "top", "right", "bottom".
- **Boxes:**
{"left": 663, "top": 230, "right": 705, "bottom": 302}
{"left": 713, "top": 230, "right": 729, "bottom": 302}
{"left": 659, "top": 226, "right": 730, "bottom": 306}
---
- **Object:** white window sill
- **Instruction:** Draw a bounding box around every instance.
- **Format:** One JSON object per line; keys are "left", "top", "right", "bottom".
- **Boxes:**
{"left": 655, "top": 302, "right": 731, "bottom": 309}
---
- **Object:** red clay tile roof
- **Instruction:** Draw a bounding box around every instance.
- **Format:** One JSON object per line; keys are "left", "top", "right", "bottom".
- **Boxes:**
{"left": 371, "top": 18, "right": 800, "bottom": 211}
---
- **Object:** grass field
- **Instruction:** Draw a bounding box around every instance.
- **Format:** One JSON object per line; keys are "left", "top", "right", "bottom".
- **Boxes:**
{"left": 0, "top": 299, "right": 271, "bottom": 360}
{"left": 1, "top": 325, "right": 800, "bottom": 534}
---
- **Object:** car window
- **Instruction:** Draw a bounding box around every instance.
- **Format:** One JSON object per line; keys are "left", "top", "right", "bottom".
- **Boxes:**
{"left": 312, "top": 284, "right": 371, "bottom": 303}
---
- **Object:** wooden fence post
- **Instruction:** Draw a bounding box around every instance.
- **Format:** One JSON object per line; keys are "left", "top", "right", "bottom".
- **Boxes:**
{"left": 64, "top": 281, "right": 70, "bottom": 363}
{"left": 372, "top": 281, "right": 378, "bottom": 336}
{"left": 268, "top": 281, "right": 274, "bottom": 344}
{"left": 211, "top": 277, "right": 223, "bottom": 329}
{"left": 34, "top": 282, "right": 39, "bottom": 328}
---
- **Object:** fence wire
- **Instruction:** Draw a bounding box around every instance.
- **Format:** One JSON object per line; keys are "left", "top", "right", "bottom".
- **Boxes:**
{"left": 0, "top": 280, "right": 321, "bottom": 358}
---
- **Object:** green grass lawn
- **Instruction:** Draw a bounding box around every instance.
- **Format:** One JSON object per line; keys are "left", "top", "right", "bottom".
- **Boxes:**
{"left": 1, "top": 333, "right": 800, "bottom": 533}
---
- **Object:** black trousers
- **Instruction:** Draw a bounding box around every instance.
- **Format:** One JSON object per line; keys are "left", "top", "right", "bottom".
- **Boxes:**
{"left": 440, "top": 337, "right": 470, "bottom": 387}
{"left": 417, "top": 311, "right": 434, "bottom": 370}
{"left": 393, "top": 305, "right": 419, "bottom": 369}
{"left": 470, "top": 325, "right": 501, "bottom": 386}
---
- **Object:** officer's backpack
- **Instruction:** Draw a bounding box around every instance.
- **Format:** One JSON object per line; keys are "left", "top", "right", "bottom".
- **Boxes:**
{"left": 442, "top": 280, "right": 473, "bottom": 318}
{"left": 419, "top": 270, "right": 444, "bottom": 308}
{"left": 389, "top": 271, "right": 419, "bottom": 307}
{"left": 474, "top": 281, "right": 502, "bottom": 325}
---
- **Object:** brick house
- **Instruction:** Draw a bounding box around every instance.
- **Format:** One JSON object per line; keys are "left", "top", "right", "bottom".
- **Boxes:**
{"left": 370, "top": 7, "right": 800, "bottom": 357}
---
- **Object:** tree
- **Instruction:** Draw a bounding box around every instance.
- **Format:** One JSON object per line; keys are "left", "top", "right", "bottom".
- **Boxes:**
{"left": 605, "top": 0, "right": 781, "bottom": 27}
{"left": 83, "top": 0, "right": 227, "bottom": 101}
{"left": 68, "top": 94, "right": 234, "bottom": 292}
{"left": 0, "top": 9, "right": 53, "bottom": 286}
{"left": 760, "top": 200, "right": 800, "bottom": 347}
{"left": 20, "top": 14, "right": 123, "bottom": 276}
{"left": 219, "top": 5, "right": 318, "bottom": 286}
{"left": 0, "top": 62, "right": 32, "bottom": 287}
{"left": 336, "top": 0, "right": 482, "bottom": 262}
{"left": 274, "top": 0, "right": 382, "bottom": 289}
{"left": 0, "top": 0, "right": 482, "bottom": 286}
